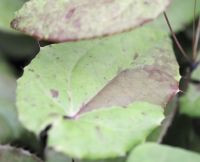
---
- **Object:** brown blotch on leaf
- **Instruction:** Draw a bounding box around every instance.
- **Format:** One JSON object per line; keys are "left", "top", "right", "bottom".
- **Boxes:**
{"left": 156, "top": 47, "right": 165, "bottom": 53}
{"left": 63, "top": 115, "right": 74, "bottom": 120}
{"left": 142, "top": 112, "right": 146, "bottom": 116}
{"left": 49, "top": 104, "right": 54, "bottom": 107}
{"left": 48, "top": 113, "right": 58, "bottom": 117}
{"left": 36, "top": 74, "right": 40, "bottom": 78}
{"left": 95, "top": 126, "right": 100, "bottom": 131}
{"left": 50, "top": 89, "right": 59, "bottom": 98}
{"left": 28, "top": 69, "right": 34, "bottom": 72}
{"left": 143, "top": 65, "right": 170, "bottom": 82}
{"left": 133, "top": 53, "right": 138, "bottom": 60}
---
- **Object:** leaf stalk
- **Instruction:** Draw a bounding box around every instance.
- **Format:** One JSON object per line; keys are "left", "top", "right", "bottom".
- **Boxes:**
{"left": 163, "top": 12, "right": 192, "bottom": 63}
{"left": 192, "top": 0, "right": 197, "bottom": 60}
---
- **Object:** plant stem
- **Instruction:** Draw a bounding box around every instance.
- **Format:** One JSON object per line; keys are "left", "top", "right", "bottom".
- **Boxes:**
{"left": 192, "top": 0, "right": 197, "bottom": 60}
{"left": 163, "top": 12, "right": 191, "bottom": 63}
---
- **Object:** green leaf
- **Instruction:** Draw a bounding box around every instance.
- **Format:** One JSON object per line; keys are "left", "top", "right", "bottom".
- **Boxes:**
{"left": 17, "top": 26, "right": 180, "bottom": 159}
{"left": 146, "top": 0, "right": 200, "bottom": 33}
{"left": 0, "top": 0, "right": 26, "bottom": 34}
{"left": 49, "top": 102, "right": 163, "bottom": 159}
{"left": 11, "top": 0, "right": 171, "bottom": 42}
{"left": 126, "top": 143, "right": 200, "bottom": 162}
{"left": 46, "top": 148, "right": 125, "bottom": 162}
{"left": 0, "top": 145, "right": 42, "bottom": 162}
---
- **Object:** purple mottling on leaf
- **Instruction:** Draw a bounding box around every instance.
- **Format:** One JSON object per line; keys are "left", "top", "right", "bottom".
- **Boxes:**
{"left": 73, "top": 19, "right": 81, "bottom": 28}
{"left": 65, "top": 8, "right": 75, "bottom": 19}
{"left": 50, "top": 89, "right": 59, "bottom": 98}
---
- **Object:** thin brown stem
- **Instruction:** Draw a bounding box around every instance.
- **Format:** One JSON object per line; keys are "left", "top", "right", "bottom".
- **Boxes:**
{"left": 164, "top": 12, "right": 191, "bottom": 63}
{"left": 192, "top": 0, "right": 197, "bottom": 60}
{"left": 194, "top": 16, "right": 200, "bottom": 59}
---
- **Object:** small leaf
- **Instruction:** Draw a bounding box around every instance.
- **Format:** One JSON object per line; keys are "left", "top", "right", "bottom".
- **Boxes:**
{"left": 126, "top": 143, "right": 200, "bottom": 162}
{"left": 0, "top": 145, "right": 42, "bottom": 162}
{"left": 11, "top": 0, "right": 171, "bottom": 41}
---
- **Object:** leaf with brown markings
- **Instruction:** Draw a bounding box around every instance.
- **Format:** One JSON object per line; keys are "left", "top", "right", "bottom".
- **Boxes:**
{"left": 11, "top": 0, "right": 171, "bottom": 41}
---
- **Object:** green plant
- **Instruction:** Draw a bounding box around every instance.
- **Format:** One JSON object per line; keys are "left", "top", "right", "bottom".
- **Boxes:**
{"left": 0, "top": 0, "right": 200, "bottom": 161}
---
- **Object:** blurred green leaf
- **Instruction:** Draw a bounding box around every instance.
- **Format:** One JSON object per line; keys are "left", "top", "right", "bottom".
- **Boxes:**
{"left": 0, "top": 31, "right": 39, "bottom": 60}
{"left": 45, "top": 148, "right": 72, "bottom": 162}
{"left": 0, "top": 57, "right": 22, "bottom": 143}
{"left": 180, "top": 52, "right": 200, "bottom": 117}
{"left": 0, "top": 0, "right": 27, "bottom": 33}
{"left": 0, "top": 145, "right": 42, "bottom": 162}
{"left": 126, "top": 143, "right": 200, "bottom": 162}
{"left": 146, "top": 0, "right": 200, "bottom": 33}
{"left": 0, "top": 57, "right": 43, "bottom": 157}
{"left": 180, "top": 84, "right": 200, "bottom": 117}
{"left": 0, "top": 0, "right": 39, "bottom": 60}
